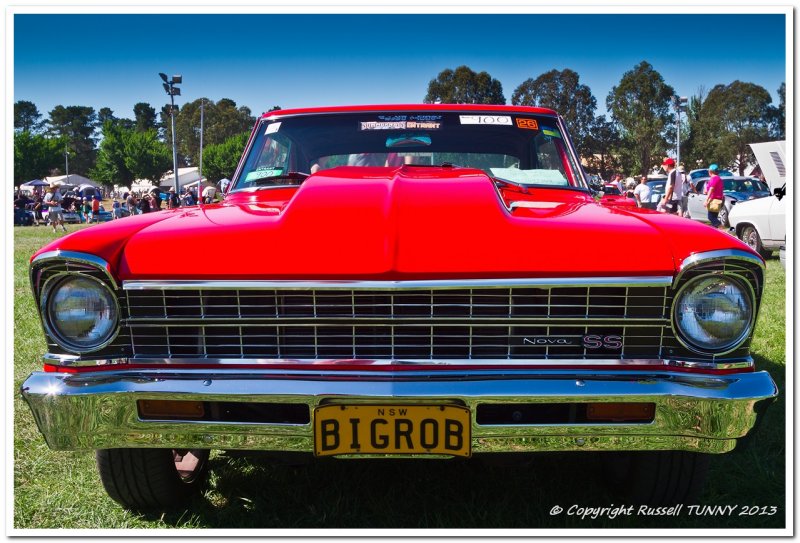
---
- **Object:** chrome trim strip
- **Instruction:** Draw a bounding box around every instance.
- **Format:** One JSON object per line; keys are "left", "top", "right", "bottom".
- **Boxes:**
{"left": 29, "top": 251, "right": 120, "bottom": 355}
{"left": 123, "top": 317, "right": 670, "bottom": 325}
{"left": 30, "top": 250, "right": 118, "bottom": 291}
{"left": 123, "top": 276, "right": 674, "bottom": 291}
{"left": 21, "top": 369, "right": 777, "bottom": 453}
{"left": 43, "top": 354, "right": 755, "bottom": 371}
{"left": 674, "top": 249, "right": 764, "bottom": 287}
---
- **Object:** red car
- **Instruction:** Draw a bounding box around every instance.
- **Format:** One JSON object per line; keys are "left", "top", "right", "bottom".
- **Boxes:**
{"left": 599, "top": 183, "right": 638, "bottom": 208}
{"left": 22, "top": 104, "right": 776, "bottom": 510}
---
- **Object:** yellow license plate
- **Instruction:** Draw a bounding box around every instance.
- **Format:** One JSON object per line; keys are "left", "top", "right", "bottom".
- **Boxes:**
{"left": 313, "top": 404, "right": 471, "bottom": 457}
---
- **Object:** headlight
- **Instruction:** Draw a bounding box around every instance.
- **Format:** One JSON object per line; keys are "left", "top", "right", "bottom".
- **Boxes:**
{"left": 673, "top": 275, "right": 753, "bottom": 353}
{"left": 44, "top": 275, "right": 119, "bottom": 352}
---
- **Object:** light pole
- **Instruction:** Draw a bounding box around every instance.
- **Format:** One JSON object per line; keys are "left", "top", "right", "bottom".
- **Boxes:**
{"left": 672, "top": 95, "right": 688, "bottom": 171}
{"left": 159, "top": 73, "right": 182, "bottom": 193}
{"left": 64, "top": 142, "right": 69, "bottom": 184}
{"left": 199, "top": 98, "right": 204, "bottom": 189}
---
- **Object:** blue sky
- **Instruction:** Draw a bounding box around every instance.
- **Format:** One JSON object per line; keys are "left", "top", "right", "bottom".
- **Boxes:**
{"left": 14, "top": 13, "right": 787, "bottom": 121}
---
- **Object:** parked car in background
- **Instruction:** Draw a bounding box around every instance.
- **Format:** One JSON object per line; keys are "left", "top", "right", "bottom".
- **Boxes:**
{"left": 22, "top": 104, "right": 777, "bottom": 511}
{"left": 598, "top": 183, "right": 637, "bottom": 208}
{"left": 14, "top": 207, "right": 34, "bottom": 226}
{"left": 689, "top": 168, "right": 734, "bottom": 180}
{"left": 728, "top": 141, "right": 787, "bottom": 256}
{"left": 42, "top": 208, "right": 81, "bottom": 225}
{"left": 686, "top": 176, "right": 772, "bottom": 227}
{"left": 729, "top": 182, "right": 787, "bottom": 256}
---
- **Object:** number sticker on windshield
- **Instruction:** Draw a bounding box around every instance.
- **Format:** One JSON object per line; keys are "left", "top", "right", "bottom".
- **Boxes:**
{"left": 459, "top": 115, "right": 512, "bottom": 125}
{"left": 265, "top": 122, "right": 281, "bottom": 134}
{"left": 516, "top": 118, "right": 539, "bottom": 130}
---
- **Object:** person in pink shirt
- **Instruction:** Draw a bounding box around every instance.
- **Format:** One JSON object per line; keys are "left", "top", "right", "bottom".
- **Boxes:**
{"left": 704, "top": 163, "right": 725, "bottom": 229}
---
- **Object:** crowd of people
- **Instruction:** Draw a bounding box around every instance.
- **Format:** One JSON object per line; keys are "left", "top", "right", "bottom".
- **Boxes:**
{"left": 602, "top": 158, "right": 727, "bottom": 229}
{"left": 13, "top": 183, "right": 217, "bottom": 232}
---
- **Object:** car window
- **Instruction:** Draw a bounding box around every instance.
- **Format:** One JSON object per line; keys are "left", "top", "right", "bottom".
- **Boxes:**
{"left": 695, "top": 181, "right": 705, "bottom": 192}
{"left": 233, "top": 112, "right": 585, "bottom": 191}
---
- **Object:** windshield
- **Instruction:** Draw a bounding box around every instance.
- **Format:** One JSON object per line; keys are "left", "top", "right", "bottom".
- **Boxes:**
{"left": 723, "top": 178, "right": 770, "bottom": 193}
{"left": 233, "top": 111, "right": 586, "bottom": 191}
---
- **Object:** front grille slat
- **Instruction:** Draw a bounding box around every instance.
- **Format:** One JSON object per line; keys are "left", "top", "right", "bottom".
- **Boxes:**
{"left": 126, "top": 285, "right": 671, "bottom": 360}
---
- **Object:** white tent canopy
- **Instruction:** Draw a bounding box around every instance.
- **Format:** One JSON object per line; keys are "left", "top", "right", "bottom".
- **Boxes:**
{"left": 159, "top": 167, "right": 207, "bottom": 191}
{"left": 45, "top": 174, "right": 100, "bottom": 188}
{"left": 131, "top": 179, "right": 156, "bottom": 193}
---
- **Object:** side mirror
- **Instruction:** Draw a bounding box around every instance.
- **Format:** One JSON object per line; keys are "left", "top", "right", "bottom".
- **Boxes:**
{"left": 774, "top": 186, "right": 785, "bottom": 200}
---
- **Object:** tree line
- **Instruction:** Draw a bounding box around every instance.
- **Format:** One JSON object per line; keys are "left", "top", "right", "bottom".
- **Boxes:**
{"left": 14, "top": 60, "right": 785, "bottom": 188}
{"left": 423, "top": 63, "right": 784, "bottom": 178}
{"left": 14, "top": 98, "right": 256, "bottom": 187}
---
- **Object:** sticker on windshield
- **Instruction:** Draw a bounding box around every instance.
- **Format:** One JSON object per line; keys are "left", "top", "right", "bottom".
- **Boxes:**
{"left": 459, "top": 115, "right": 512, "bottom": 125}
{"left": 265, "top": 122, "right": 281, "bottom": 135}
{"left": 360, "top": 118, "right": 442, "bottom": 131}
{"left": 542, "top": 126, "right": 562, "bottom": 138}
{"left": 516, "top": 118, "right": 539, "bottom": 130}
{"left": 245, "top": 168, "right": 283, "bottom": 182}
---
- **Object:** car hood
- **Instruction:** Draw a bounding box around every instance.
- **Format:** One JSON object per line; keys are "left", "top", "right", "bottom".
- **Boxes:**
{"left": 726, "top": 190, "right": 771, "bottom": 201}
{"left": 729, "top": 195, "right": 777, "bottom": 225}
{"left": 39, "top": 167, "right": 757, "bottom": 281}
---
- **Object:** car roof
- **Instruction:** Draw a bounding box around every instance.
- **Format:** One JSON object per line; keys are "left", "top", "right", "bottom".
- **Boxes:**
{"left": 260, "top": 103, "right": 559, "bottom": 119}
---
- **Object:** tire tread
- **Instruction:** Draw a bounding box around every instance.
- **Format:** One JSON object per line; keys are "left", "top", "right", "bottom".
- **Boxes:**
{"left": 96, "top": 448, "right": 208, "bottom": 510}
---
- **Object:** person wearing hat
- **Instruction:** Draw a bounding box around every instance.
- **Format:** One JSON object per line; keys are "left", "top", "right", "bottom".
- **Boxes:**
{"left": 43, "top": 185, "right": 67, "bottom": 232}
{"left": 661, "top": 157, "right": 682, "bottom": 215}
{"left": 704, "top": 164, "right": 726, "bottom": 229}
{"left": 166, "top": 187, "right": 180, "bottom": 209}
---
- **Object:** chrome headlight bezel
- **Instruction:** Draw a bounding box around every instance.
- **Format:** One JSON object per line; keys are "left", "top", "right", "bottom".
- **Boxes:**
{"left": 40, "top": 273, "right": 121, "bottom": 354}
{"left": 671, "top": 273, "right": 756, "bottom": 355}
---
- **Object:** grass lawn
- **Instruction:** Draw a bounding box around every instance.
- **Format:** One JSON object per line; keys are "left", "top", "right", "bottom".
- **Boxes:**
{"left": 12, "top": 224, "right": 787, "bottom": 531}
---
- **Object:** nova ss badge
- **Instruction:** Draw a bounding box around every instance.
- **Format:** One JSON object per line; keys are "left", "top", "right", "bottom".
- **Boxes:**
{"left": 522, "top": 335, "right": 623, "bottom": 349}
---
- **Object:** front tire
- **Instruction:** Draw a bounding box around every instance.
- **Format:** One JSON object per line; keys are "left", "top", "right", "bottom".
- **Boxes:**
{"left": 603, "top": 450, "right": 711, "bottom": 505}
{"left": 718, "top": 206, "right": 730, "bottom": 228}
{"left": 740, "top": 225, "right": 768, "bottom": 257}
{"left": 96, "top": 448, "right": 209, "bottom": 510}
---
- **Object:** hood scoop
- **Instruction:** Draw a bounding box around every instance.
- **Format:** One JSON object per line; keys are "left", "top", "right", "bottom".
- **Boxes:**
{"left": 117, "top": 168, "right": 677, "bottom": 280}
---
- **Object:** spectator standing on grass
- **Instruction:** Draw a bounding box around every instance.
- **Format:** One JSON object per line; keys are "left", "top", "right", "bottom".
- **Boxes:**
{"left": 613, "top": 174, "right": 624, "bottom": 194}
{"left": 91, "top": 196, "right": 100, "bottom": 223}
{"left": 680, "top": 165, "right": 696, "bottom": 217}
{"left": 634, "top": 175, "right": 652, "bottom": 208}
{"left": 181, "top": 188, "right": 195, "bottom": 207}
{"left": 81, "top": 198, "right": 91, "bottom": 223}
{"left": 112, "top": 200, "right": 123, "bottom": 219}
{"left": 138, "top": 193, "right": 151, "bottom": 214}
{"left": 126, "top": 192, "right": 138, "bottom": 215}
{"left": 704, "top": 164, "right": 726, "bottom": 230}
{"left": 151, "top": 189, "right": 162, "bottom": 210}
{"left": 43, "top": 185, "right": 66, "bottom": 233}
{"left": 32, "top": 193, "right": 43, "bottom": 225}
{"left": 661, "top": 158, "right": 682, "bottom": 215}
{"left": 166, "top": 187, "right": 180, "bottom": 209}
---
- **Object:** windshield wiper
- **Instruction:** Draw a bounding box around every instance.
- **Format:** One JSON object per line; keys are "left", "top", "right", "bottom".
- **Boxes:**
{"left": 248, "top": 171, "right": 310, "bottom": 185}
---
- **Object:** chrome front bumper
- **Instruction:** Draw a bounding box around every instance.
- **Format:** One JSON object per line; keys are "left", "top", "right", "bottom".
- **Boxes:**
{"left": 21, "top": 368, "right": 777, "bottom": 455}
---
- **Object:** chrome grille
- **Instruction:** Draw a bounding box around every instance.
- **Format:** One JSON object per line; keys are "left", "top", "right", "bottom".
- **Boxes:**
{"left": 125, "top": 285, "right": 671, "bottom": 360}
